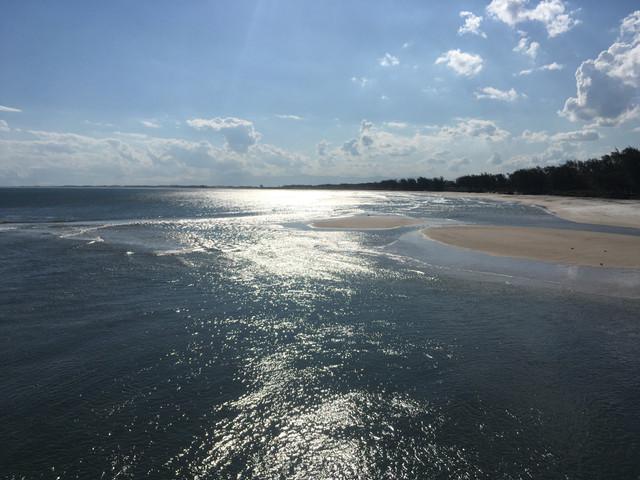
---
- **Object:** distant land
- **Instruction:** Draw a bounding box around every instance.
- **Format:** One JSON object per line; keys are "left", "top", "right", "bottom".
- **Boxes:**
{"left": 280, "top": 147, "right": 640, "bottom": 199}
{"left": 6, "top": 147, "right": 639, "bottom": 200}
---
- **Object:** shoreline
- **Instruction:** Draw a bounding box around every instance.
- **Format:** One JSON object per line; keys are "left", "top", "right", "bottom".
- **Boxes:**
{"left": 426, "top": 192, "right": 640, "bottom": 230}
{"left": 424, "top": 226, "right": 640, "bottom": 268}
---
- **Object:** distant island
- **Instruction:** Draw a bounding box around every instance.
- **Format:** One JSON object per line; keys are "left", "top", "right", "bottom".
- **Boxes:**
{"left": 281, "top": 147, "right": 640, "bottom": 199}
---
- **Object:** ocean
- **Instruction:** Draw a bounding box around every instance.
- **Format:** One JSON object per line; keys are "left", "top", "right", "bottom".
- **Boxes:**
{"left": 1, "top": 187, "right": 639, "bottom": 479}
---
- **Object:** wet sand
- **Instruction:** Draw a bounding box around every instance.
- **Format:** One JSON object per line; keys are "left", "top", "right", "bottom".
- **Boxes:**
{"left": 431, "top": 192, "right": 640, "bottom": 230}
{"left": 312, "top": 215, "right": 422, "bottom": 230}
{"left": 424, "top": 226, "right": 640, "bottom": 268}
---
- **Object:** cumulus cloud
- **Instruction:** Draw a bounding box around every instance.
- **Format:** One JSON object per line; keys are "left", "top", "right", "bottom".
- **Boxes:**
{"left": 0, "top": 120, "right": 9, "bottom": 132}
{"left": 0, "top": 104, "right": 21, "bottom": 113}
{"left": 521, "top": 129, "right": 550, "bottom": 142}
{"left": 306, "top": 119, "right": 515, "bottom": 179}
{"left": 552, "top": 129, "right": 600, "bottom": 142}
{"left": 379, "top": 53, "right": 400, "bottom": 67}
{"left": 475, "top": 86, "right": 523, "bottom": 101}
{"left": 521, "top": 128, "right": 600, "bottom": 143}
{"left": 458, "top": 11, "right": 487, "bottom": 38}
{"left": 561, "top": 11, "right": 640, "bottom": 126}
{"left": 486, "top": 0, "right": 579, "bottom": 37}
{"left": 0, "top": 128, "right": 309, "bottom": 185}
{"left": 187, "top": 117, "right": 261, "bottom": 153}
{"left": 438, "top": 118, "right": 510, "bottom": 141}
{"left": 341, "top": 139, "right": 360, "bottom": 156}
{"left": 505, "top": 141, "right": 582, "bottom": 170}
{"left": 517, "top": 62, "right": 563, "bottom": 75}
{"left": 513, "top": 34, "right": 540, "bottom": 59}
{"left": 435, "top": 49, "right": 484, "bottom": 77}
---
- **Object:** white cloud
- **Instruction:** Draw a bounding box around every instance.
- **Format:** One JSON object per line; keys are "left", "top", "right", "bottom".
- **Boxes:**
{"left": 435, "top": 49, "right": 484, "bottom": 77}
{"left": 140, "top": 120, "right": 160, "bottom": 128}
{"left": 402, "top": 42, "right": 412, "bottom": 49}
{"left": 384, "top": 122, "right": 409, "bottom": 129}
{"left": 552, "top": 129, "right": 600, "bottom": 142}
{"left": 336, "top": 120, "right": 419, "bottom": 160}
{"left": 438, "top": 118, "right": 511, "bottom": 141}
{"left": 521, "top": 128, "right": 600, "bottom": 143}
{"left": 341, "top": 138, "right": 360, "bottom": 156}
{"left": 0, "top": 128, "right": 309, "bottom": 185}
{"left": 351, "top": 76, "right": 370, "bottom": 87}
{"left": 521, "top": 129, "right": 550, "bottom": 142}
{"left": 458, "top": 11, "right": 487, "bottom": 38}
{"left": 505, "top": 141, "right": 583, "bottom": 170}
{"left": 0, "top": 104, "right": 21, "bottom": 113}
{"left": 486, "top": 0, "right": 579, "bottom": 37}
{"left": 187, "top": 117, "right": 261, "bottom": 153}
{"left": 0, "top": 120, "right": 9, "bottom": 132}
{"left": 275, "top": 114, "right": 303, "bottom": 121}
{"left": 513, "top": 34, "right": 540, "bottom": 59}
{"left": 379, "top": 53, "right": 400, "bottom": 67}
{"left": 561, "top": 11, "right": 640, "bottom": 126}
{"left": 517, "top": 62, "right": 564, "bottom": 75}
{"left": 475, "top": 86, "right": 523, "bottom": 102}
{"left": 305, "top": 119, "right": 516, "bottom": 179}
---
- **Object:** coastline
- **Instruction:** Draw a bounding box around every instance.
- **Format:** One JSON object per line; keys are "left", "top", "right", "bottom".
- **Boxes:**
{"left": 428, "top": 192, "right": 640, "bottom": 230}
{"left": 424, "top": 226, "right": 640, "bottom": 268}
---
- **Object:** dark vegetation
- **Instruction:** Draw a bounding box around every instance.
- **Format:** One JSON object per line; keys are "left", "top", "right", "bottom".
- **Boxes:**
{"left": 283, "top": 147, "right": 640, "bottom": 198}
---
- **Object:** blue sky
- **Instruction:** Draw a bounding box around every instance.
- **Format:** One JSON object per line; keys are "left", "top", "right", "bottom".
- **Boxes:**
{"left": 1, "top": 0, "right": 639, "bottom": 185}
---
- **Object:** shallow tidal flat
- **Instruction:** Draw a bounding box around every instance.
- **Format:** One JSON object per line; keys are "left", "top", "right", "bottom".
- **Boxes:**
{"left": 424, "top": 225, "right": 640, "bottom": 268}
{"left": 311, "top": 215, "right": 422, "bottom": 229}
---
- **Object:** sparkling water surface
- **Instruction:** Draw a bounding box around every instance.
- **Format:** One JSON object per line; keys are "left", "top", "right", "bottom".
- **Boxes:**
{"left": 1, "top": 188, "right": 639, "bottom": 479}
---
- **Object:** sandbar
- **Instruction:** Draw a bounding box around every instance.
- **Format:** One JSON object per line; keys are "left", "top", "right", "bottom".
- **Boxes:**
{"left": 427, "top": 192, "right": 640, "bottom": 230}
{"left": 424, "top": 226, "right": 640, "bottom": 268}
{"left": 312, "top": 215, "right": 422, "bottom": 230}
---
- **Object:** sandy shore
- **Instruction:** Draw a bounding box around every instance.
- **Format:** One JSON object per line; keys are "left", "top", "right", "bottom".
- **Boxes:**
{"left": 429, "top": 192, "right": 640, "bottom": 230}
{"left": 312, "top": 215, "right": 422, "bottom": 230}
{"left": 424, "top": 226, "right": 640, "bottom": 268}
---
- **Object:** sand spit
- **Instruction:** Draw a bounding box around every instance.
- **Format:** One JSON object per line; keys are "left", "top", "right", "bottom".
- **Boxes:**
{"left": 431, "top": 192, "right": 640, "bottom": 230}
{"left": 312, "top": 215, "right": 423, "bottom": 230}
{"left": 424, "top": 226, "right": 640, "bottom": 268}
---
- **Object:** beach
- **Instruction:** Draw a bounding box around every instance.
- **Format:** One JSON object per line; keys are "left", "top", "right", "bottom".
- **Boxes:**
{"left": 424, "top": 225, "right": 640, "bottom": 268}
{"left": 310, "top": 194, "right": 640, "bottom": 269}
{"left": 432, "top": 192, "right": 640, "bottom": 230}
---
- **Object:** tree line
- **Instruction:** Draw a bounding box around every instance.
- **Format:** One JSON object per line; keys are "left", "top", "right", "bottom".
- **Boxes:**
{"left": 284, "top": 147, "right": 640, "bottom": 198}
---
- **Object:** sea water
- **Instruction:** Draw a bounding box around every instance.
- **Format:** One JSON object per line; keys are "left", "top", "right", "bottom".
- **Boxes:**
{"left": 1, "top": 187, "right": 639, "bottom": 479}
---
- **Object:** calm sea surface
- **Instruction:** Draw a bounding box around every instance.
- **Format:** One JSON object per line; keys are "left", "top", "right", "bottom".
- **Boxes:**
{"left": 1, "top": 187, "right": 640, "bottom": 479}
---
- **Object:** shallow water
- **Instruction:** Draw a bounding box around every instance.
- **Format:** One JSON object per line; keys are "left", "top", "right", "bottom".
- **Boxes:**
{"left": 1, "top": 188, "right": 640, "bottom": 479}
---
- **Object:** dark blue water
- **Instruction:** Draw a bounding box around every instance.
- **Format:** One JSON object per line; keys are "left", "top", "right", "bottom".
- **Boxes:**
{"left": 1, "top": 188, "right": 640, "bottom": 479}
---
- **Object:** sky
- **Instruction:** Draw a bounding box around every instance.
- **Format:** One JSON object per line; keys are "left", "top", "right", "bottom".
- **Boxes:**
{"left": 0, "top": 0, "right": 639, "bottom": 186}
